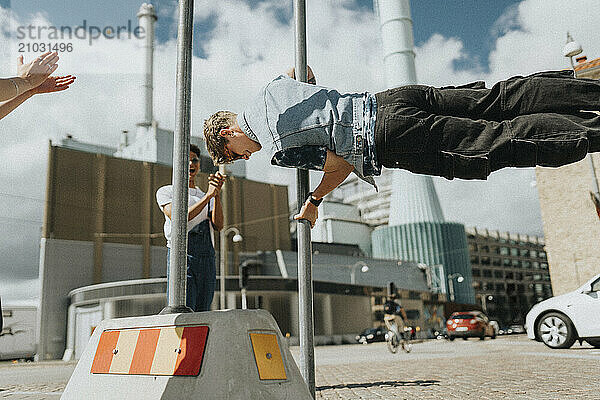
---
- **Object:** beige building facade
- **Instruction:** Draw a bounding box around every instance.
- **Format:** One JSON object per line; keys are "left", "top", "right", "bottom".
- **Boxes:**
{"left": 536, "top": 57, "right": 600, "bottom": 295}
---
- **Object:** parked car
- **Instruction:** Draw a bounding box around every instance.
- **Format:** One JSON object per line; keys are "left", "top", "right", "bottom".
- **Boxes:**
{"left": 507, "top": 324, "right": 526, "bottom": 334}
{"left": 489, "top": 320, "right": 500, "bottom": 337}
{"left": 355, "top": 327, "right": 387, "bottom": 344}
{"left": 525, "top": 272, "right": 600, "bottom": 349}
{"left": 446, "top": 311, "right": 496, "bottom": 340}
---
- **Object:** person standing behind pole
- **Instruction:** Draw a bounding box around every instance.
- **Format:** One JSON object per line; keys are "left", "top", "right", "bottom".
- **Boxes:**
{"left": 156, "top": 144, "right": 225, "bottom": 312}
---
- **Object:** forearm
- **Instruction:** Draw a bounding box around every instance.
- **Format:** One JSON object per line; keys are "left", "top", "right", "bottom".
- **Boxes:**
{"left": 312, "top": 166, "right": 353, "bottom": 200}
{"left": 211, "top": 195, "right": 224, "bottom": 231}
{"left": 0, "top": 90, "right": 34, "bottom": 120}
{"left": 0, "top": 78, "right": 32, "bottom": 101}
{"left": 188, "top": 195, "right": 212, "bottom": 221}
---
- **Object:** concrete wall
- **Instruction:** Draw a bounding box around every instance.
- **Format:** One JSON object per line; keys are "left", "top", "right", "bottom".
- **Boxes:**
{"left": 536, "top": 158, "right": 600, "bottom": 295}
{"left": 37, "top": 238, "right": 167, "bottom": 360}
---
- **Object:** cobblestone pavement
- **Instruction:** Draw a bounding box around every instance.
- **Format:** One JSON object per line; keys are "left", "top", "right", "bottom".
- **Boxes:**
{"left": 292, "top": 336, "right": 600, "bottom": 399}
{"left": 0, "top": 336, "right": 599, "bottom": 399}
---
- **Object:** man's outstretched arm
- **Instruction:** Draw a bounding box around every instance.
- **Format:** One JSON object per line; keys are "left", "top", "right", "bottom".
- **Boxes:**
{"left": 293, "top": 149, "right": 354, "bottom": 228}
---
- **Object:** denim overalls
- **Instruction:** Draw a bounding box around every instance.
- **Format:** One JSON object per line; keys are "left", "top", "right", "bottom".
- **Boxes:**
{"left": 167, "top": 219, "right": 216, "bottom": 312}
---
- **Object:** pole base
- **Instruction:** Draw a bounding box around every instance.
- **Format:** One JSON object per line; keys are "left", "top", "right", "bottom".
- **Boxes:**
{"left": 62, "top": 310, "right": 312, "bottom": 399}
{"left": 159, "top": 305, "right": 193, "bottom": 314}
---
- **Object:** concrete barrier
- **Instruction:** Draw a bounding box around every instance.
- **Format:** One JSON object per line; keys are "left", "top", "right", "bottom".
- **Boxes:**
{"left": 62, "top": 309, "right": 311, "bottom": 399}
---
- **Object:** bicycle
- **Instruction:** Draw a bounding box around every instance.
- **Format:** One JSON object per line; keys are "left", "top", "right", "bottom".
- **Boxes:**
{"left": 384, "top": 316, "right": 412, "bottom": 353}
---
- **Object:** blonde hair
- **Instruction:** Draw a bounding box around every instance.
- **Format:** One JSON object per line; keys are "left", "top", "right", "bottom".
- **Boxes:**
{"left": 203, "top": 111, "right": 238, "bottom": 164}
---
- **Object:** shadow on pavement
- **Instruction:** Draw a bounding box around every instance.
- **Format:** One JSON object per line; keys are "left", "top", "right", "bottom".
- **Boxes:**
{"left": 317, "top": 379, "right": 440, "bottom": 391}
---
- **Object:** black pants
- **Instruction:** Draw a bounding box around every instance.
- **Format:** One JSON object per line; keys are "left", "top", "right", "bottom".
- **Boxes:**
{"left": 374, "top": 70, "right": 600, "bottom": 179}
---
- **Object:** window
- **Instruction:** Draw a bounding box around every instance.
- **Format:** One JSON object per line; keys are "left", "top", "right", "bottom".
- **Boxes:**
{"left": 409, "top": 291, "right": 421, "bottom": 300}
{"left": 541, "top": 262, "right": 548, "bottom": 270}
{"left": 472, "top": 269, "right": 481, "bottom": 277}
{"left": 534, "top": 283, "right": 543, "bottom": 294}
{"left": 591, "top": 278, "right": 600, "bottom": 292}
{"left": 481, "top": 257, "right": 491, "bottom": 266}
{"left": 520, "top": 249, "right": 529, "bottom": 257}
{"left": 492, "top": 258, "right": 501, "bottom": 266}
{"left": 523, "top": 261, "right": 531, "bottom": 269}
{"left": 530, "top": 250, "right": 537, "bottom": 258}
{"left": 495, "top": 283, "right": 505, "bottom": 291}
{"left": 469, "top": 243, "right": 478, "bottom": 252}
{"left": 480, "top": 245, "right": 490, "bottom": 253}
{"left": 515, "top": 272, "right": 523, "bottom": 280}
{"left": 517, "top": 284, "right": 525, "bottom": 293}
{"left": 503, "top": 258, "right": 511, "bottom": 267}
{"left": 507, "top": 283, "right": 516, "bottom": 293}
{"left": 491, "top": 246, "right": 499, "bottom": 254}
{"left": 500, "top": 247, "right": 509, "bottom": 255}
{"left": 470, "top": 255, "right": 480, "bottom": 264}
{"left": 494, "top": 270, "right": 503, "bottom": 279}
{"left": 483, "top": 269, "right": 493, "bottom": 278}
{"left": 533, "top": 274, "right": 542, "bottom": 281}
{"left": 512, "top": 259, "right": 521, "bottom": 268}
{"left": 539, "top": 251, "right": 547, "bottom": 259}
{"left": 510, "top": 248, "right": 519, "bottom": 256}
{"left": 405, "top": 309, "right": 420, "bottom": 320}
{"left": 532, "top": 261, "right": 540, "bottom": 269}
{"left": 505, "top": 272, "right": 514, "bottom": 280}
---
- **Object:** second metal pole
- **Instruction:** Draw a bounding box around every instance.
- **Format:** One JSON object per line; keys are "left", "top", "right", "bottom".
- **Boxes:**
{"left": 293, "top": 0, "right": 315, "bottom": 397}
{"left": 219, "top": 164, "right": 228, "bottom": 309}
{"left": 160, "top": 0, "right": 194, "bottom": 314}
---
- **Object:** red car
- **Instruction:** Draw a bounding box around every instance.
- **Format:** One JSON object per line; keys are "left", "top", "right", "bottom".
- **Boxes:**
{"left": 446, "top": 311, "right": 496, "bottom": 340}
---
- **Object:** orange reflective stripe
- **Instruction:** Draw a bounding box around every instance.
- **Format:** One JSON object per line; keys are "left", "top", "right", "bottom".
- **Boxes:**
{"left": 91, "top": 326, "right": 209, "bottom": 376}
{"left": 129, "top": 329, "right": 161, "bottom": 375}
{"left": 91, "top": 330, "right": 120, "bottom": 374}
{"left": 173, "top": 326, "right": 209, "bottom": 376}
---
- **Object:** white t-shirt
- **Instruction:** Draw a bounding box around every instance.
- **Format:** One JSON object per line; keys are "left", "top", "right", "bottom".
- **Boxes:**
{"left": 156, "top": 185, "right": 214, "bottom": 248}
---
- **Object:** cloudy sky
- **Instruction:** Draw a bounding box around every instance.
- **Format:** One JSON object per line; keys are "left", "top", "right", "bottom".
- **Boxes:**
{"left": 1, "top": 0, "right": 599, "bottom": 303}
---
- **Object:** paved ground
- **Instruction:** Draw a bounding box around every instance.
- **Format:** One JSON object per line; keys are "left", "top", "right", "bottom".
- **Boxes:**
{"left": 0, "top": 335, "right": 599, "bottom": 399}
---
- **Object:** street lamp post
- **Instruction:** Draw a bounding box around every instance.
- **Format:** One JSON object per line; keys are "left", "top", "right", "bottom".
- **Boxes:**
{"left": 447, "top": 273, "right": 464, "bottom": 303}
{"left": 220, "top": 226, "right": 243, "bottom": 309}
{"left": 480, "top": 294, "right": 494, "bottom": 314}
{"left": 349, "top": 261, "right": 369, "bottom": 284}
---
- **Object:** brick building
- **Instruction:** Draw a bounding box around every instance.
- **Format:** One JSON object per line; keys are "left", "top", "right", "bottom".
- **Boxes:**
{"left": 535, "top": 55, "right": 600, "bottom": 296}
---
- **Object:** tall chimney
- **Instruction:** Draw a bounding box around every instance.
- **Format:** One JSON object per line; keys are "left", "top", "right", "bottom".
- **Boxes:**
{"left": 137, "top": 3, "right": 157, "bottom": 126}
{"left": 372, "top": 0, "right": 474, "bottom": 305}
{"left": 375, "top": 0, "right": 444, "bottom": 225}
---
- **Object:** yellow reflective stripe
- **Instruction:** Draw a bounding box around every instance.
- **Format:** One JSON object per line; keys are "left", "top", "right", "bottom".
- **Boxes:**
{"left": 249, "top": 333, "right": 286, "bottom": 380}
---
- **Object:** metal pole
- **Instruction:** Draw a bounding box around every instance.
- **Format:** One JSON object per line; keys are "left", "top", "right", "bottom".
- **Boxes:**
{"left": 293, "top": 0, "right": 315, "bottom": 397}
{"left": 448, "top": 277, "right": 455, "bottom": 302}
{"left": 241, "top": 288, "right": 248, "bottom": 310}
{"left": 160, "top": 0, "right": 194, "bottom": 314}
{"left": 219, "top": 164, "right": 228, "bottom": 309}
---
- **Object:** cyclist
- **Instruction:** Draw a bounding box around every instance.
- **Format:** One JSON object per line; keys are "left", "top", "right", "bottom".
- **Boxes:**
{"left": 383, "top": 297, "right": 408, "bottom": 341}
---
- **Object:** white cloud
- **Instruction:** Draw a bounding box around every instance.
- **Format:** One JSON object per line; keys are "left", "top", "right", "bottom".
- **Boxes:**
{"left": 1, "top": 0, "right": 599, "bottom": 300}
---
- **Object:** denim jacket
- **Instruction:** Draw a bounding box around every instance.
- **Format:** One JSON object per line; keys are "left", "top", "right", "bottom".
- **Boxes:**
{"left": 239, "top": 75, "right": 376, "bottom": 188}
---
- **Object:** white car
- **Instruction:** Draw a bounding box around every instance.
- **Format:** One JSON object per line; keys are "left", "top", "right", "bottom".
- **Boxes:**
{"left": 526, "top": 273, "right": 600, "bottom": 349}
